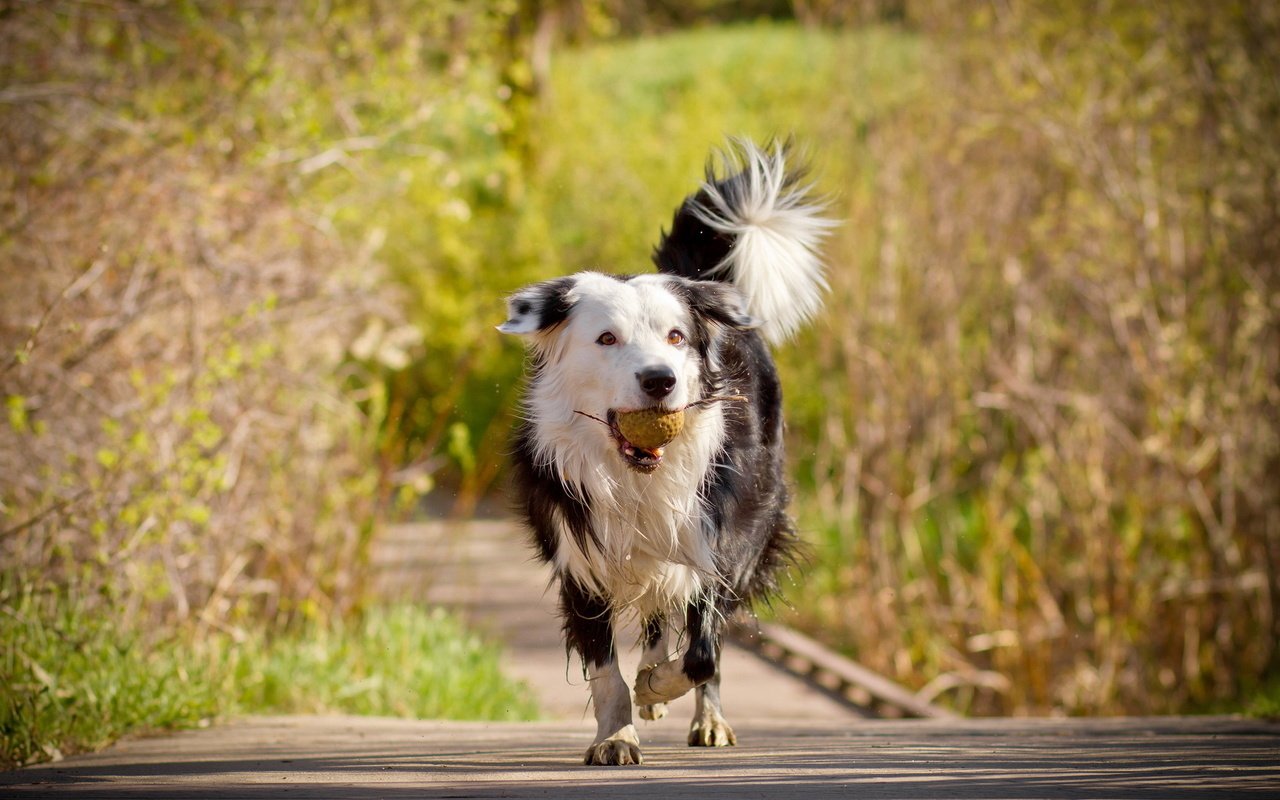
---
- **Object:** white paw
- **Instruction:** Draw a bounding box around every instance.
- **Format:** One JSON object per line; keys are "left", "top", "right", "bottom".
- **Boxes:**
{"left": 634, "top": 661, "right": 694, "bottom": 706}
{"left": 688, "top": 715, "right": 737, "bottom": 747}
{"left": 584, "top": 731, "right": 644, "bottom": 766}
{"left": 638, "top": 702, "right": 668, "bottom": 721}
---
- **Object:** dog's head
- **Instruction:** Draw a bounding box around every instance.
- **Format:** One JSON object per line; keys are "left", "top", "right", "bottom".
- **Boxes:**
{"left": 500, "top": 272, "right": 758, "bottom": 473}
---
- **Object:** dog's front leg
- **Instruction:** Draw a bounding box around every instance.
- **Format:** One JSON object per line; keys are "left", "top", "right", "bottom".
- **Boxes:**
{"left": 586, "top": 658, "right": 641, "bottom": 765}
{"left": 636, "top": 613, "right": 670, "bottom": 721}
{"left": 634, "top": 595, "right": 719, "bottom": 706}
{"left": 561, "top": 579, "right": 642, "bottom": 766}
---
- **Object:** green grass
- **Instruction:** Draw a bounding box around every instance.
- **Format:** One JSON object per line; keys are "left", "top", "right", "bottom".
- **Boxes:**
{"left": 532, "top": 22, "right": 920, "bottom": 276}
{"left": 221, "top": 605, "right": 537, "bottom": 721}
{"left": 1, "top": 583, "right": 222, "bottom": 769}
{"left": 1, "top": 584, "right": 536, "bottom": 770}
{"left": 1239, "top": 680, "right": 1280, "bottom": 720}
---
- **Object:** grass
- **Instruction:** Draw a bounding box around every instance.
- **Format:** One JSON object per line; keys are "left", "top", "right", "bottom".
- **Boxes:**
{"left": 1, "top": 584, "right": 222, "bottom": 768}
{"left": 532, "top": 22, "right": 920, "bottom": 277}
{"left": 1, "top": 582, "right": 537, "bottom": 770}
{"left": 1245, "top": 687, "right": 1280, "bottom": 720}
{"left": 2, "top": 582, "right": 214, "bottom": 769}
{"left": 221, "top": 605, "right": 537, "bottom": 721}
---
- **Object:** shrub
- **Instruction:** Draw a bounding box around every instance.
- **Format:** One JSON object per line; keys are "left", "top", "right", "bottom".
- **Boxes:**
{"left": 0, "top": 0, "right": 537, "bottom": 633}
{"left": 788, "top": 0, "right": 1280, "bottom": 714}
{"left": 0, "top": 1, "right": 532, "bottom": 764}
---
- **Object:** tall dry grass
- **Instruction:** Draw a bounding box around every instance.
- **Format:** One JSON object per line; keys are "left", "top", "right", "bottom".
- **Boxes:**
{"left": 0, "top": 3, "right": 398, "bottom": 630}
{"left": 788, "top": 1, "right": 1279, "bottom": 714}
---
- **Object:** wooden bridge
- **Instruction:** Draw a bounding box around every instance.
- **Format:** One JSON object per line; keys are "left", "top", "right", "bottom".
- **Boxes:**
{"left": 4, "top": 518, "right": 1277, "bottom": 798}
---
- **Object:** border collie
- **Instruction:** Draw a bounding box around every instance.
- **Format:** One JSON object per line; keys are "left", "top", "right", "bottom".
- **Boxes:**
{"left": 500, "top": 139, "right": 832, "bottom": 765}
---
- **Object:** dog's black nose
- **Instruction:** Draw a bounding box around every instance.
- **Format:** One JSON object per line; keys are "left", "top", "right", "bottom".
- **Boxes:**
{"left": 638, "top": 366, "right": 677, "bottom": 399}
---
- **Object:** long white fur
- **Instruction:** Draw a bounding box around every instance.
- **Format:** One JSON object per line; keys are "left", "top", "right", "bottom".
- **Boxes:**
{"left": 520, "top": 273, "right": 726, "bottom": 618}
{"left": 690, "top": 138, "right": 836, "bottom": 344}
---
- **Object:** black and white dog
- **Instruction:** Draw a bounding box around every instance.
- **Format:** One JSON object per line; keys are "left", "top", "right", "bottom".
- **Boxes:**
{"left": 499, "top": 139, "right": 832, "bottom": 765}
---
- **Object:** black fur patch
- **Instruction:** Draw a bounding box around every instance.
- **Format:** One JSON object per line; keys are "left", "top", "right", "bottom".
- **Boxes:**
{"left": 641, "top": 614, "right": 665, "bottom": 651}
{"left": 510, "top": 421, "right": 596, "bottom": 563}
{"left": 652, "top": 137, "right": 809, "bottom": 282}
{"left": 670, "top": 279, "right": 758, "bottom": 331}
{"left": 535, "top": 276, "right": 577, "bottom": 331}
{"left": 652, "top": 195, "right": 735, "bottom": 280}
{"left": 682, "top": 597, "right": 720, "bottom": 686}
{"left": 559, "top": 578, "right": 615, "bottom": 670}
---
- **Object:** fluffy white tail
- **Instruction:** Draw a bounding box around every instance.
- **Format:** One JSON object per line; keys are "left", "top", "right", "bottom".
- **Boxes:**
{"left": 690, "top": 139, "right": 836, "bottom": 344}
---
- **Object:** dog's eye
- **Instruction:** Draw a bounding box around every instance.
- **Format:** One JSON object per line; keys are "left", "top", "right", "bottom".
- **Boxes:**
{"left": 596, "top": 332, "right": 617, "bottom": 346}
{"left": 667, "top": 329, "right": 686, "bottom": 346}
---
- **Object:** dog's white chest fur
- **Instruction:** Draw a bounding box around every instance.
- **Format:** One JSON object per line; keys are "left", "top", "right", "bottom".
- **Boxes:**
{"left": 539, "top": 405, "right": 727, "bottom": 617}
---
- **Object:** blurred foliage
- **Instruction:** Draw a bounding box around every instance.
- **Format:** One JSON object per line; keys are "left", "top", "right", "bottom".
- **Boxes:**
{"left": 0, "top": 0, "right": 1276, "bottom": 742}
{"left": 0, "top": 0, "right": 543, "bottom": 628}
{"left": 783, "top": 0, "right": 1280, "bottom": 715}
{"left": 0, "top": 0, "right": 537, "bottom": 764}
{"left": 1243, "top": 681, "right": 1280, "bottom": 720}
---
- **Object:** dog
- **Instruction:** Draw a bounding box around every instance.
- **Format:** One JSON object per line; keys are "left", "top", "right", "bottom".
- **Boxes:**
{"left": 499, "top": 138, "right": 832, "bottom": 765}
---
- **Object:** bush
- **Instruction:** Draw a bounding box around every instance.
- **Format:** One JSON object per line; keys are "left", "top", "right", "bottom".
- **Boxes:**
{"left": 0, "top": 1, "right": 535, "bottom": 766}
{"left": 0, "top": 0, "right": 541, "bottom": 631}
{"left": 786, "top": 0, "right": 1280, "bottom": 714}
{"left": 0, "top": 1, "right": 392, "bottom": 636}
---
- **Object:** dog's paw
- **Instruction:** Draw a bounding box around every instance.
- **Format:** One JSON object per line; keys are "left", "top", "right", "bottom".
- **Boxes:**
{"left": 633, "top": 665, "right": 665, "bottom": 706}
{"left": 634, "top": 660, "right": 694, "bottom": 706}
{"left": 688, "top": 715, "right": 737, "bottom": 747}
{"left": 638, "top": 702, "right": 667, "bottom": 721}
{"left": 583, "top": 729, "right": 644, "bottom": 766}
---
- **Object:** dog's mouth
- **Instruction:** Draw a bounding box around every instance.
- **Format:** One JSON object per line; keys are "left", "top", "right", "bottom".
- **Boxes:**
{"left": 574, "top": 396, "right": 745, "bottom": 475}
{"left": 606, "top": 409, "right": 664, "bottom": 474}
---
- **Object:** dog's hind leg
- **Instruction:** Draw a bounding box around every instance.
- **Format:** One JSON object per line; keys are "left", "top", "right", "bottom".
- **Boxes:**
{"left": 636, "top": 613, "right": 669, "bottom": 721}
{"left": 561, "top": 579, "right": 642, "bottom": 766}
{"left": 688, "top": 648, "right": 736, "bottom": 747}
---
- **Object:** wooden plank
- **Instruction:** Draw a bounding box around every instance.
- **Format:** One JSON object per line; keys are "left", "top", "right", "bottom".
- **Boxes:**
{"left": 739, "top": 620, "right": 959, "bottom": 720}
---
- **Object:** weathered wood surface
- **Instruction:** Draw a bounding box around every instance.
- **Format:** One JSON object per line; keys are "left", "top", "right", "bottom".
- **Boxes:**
{"left": 7, "top": 519, "right": 1276, "bottom": 798}
{"left": 5, "top": 714, "right": 1277, "bottom": 798}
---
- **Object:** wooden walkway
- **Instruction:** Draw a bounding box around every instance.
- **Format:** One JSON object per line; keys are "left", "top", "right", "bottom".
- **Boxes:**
{"left": 374, "top": 519, "right": 870, "bottom": 723}
{"left": 6, "top": 518, "right": 1278, "bottom": 797}
{"left": 5, "top": 715, "right": 1278, "bottom": 798}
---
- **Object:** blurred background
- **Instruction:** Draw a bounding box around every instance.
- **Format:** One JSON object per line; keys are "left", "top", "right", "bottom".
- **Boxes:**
{"left": 2, "top": 0, "right": 1277, "bottom": 767}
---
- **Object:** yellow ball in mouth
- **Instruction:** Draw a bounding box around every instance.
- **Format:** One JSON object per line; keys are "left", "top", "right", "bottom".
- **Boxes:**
{"left": 615, "top": 407, "right": 686, "bottom": 450}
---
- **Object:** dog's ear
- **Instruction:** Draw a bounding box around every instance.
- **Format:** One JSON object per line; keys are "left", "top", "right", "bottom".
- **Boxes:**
{"left": 498, "top": 277, "right": 577, "bottom": 336}
{"left": 684, "top": 280, "right": 761, "bottom": 332}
